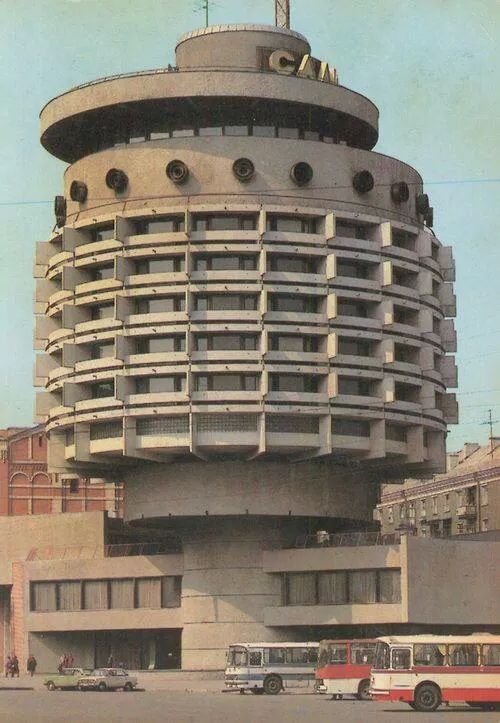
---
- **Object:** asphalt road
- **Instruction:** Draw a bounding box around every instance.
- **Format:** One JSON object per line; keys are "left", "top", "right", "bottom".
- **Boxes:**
{"left": 0, "top": 691, "right": 498, "bottom": 723}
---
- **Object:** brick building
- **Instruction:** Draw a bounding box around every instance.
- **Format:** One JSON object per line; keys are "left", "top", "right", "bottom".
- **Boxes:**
{"left": 376, "top": 439, "right": 500, "bottom": 537}
{"left": 0, "top": 425, "right": 123, "bottom": 517}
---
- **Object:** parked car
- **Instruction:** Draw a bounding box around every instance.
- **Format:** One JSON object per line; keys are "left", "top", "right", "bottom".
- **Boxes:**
{"left": 77, "top": 668, "right": 138, "bottom": 691}
{"left": 44, "top": 668, "right": 92, "bottom": 691}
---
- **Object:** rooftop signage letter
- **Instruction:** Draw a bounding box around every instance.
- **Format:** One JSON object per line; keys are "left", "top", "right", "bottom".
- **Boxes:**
{"left": 269, "top": 50, "right": 338, "bottom": 85}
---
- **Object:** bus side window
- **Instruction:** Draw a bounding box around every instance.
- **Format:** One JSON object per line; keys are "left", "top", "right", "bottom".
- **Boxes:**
{"left": 307, "top": 647, "right": 318, "bottom": 664}
{"left": 391, "top": 648, "right": 411, "bottom": 670}
{"left": 249, "top": 651, "right": 262, "bottom": 666}
{"left": 268, "top": 648, "right": 286, "bottom": 664}
{"left": 483, "top": 644, "right": 500, "bottom": 666}
{"left": 449, "top": 644, "right": 478, "bottom": 667}
{"left": 330, "top": 644, "right": 347, "bottom": 664}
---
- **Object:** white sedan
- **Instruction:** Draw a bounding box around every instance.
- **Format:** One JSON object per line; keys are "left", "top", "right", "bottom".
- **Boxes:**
{"left": 77, "top": 668, "right": 138, "bottom": 691}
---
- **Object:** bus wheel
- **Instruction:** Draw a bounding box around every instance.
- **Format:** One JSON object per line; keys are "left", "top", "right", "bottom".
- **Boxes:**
{"left": 263, "top": 675, "right": 282, "bottom": 695}
{"left": 357, "top": 679, "right": 371, "bottom": 701}
{"left": 414, "top": 683, "right": 441, "bottom": 712}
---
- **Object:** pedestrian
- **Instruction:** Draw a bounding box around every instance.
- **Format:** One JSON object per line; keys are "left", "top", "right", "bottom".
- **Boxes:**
{"left": 58, "top": 654, "right": 65, "bottom": 673}
{"left": 27, "top": 654, "right": 37, "bottom": 677}
{"left": 106, "top": 653, "right": 114, "bottom": 667}
{"left": 5, "top": 655, "right": 12, "bottom": 678}
{"left": 67, "top": 652, "right": 74, "bottom": 667}
{"left": 11, "top": 654, "right": 19, "bottom": 678}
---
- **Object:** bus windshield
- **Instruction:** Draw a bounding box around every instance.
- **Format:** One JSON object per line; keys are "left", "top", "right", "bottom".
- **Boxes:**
{"left": 374, "top": 641, "right": 390, "bottom": 669}
{"left": 227, "top": 646, "right": 247, "bottom": 667}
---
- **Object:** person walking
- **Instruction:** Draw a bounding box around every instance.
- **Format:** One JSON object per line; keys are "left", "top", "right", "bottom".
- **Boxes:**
{"left": 58, "top": 654, "right": 65, "bottom": 674}
{"left": 106, "top": 653, "right": 114, "bottom": 667}
{"left": 10, "top": 654, "right": 19, "bottom": 678}
{"left": 27, "top": 654, "right": 37, "bottom": 677}
{"left": 5, "top": 655, "right": 12, "bottom": 678}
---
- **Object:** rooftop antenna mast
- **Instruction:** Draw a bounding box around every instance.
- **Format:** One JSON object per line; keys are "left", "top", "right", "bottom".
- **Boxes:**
{"left": 275, "top": 0, "right": 290, "bottom": 28}
{"left": 481, "top": 408, "right": 498, "bottom": 456}
{"left": 202, "top": 0, "right": 209, "bottom": 27}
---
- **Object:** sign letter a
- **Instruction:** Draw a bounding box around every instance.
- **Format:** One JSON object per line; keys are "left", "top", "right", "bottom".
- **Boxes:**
{"left": 297, "top": 55, "right": 318, "bottom": 80}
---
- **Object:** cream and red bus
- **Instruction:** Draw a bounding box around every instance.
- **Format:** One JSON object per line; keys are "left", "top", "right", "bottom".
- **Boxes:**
{"left": 370, "top": 634, "right": 500, "bottom": 712}
{"left": 315, "top": 639, "right": 377, "bottom": 700}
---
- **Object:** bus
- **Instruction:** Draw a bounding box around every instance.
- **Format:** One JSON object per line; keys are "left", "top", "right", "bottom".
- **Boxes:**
{"left": 370, "top": 634, "right": 500, "bottom": 712}
{"left": 315, "top": 639, "right": 377, "bottom": 700}
{"left": 225, "top": 642, "right": 319, "bottom": 694}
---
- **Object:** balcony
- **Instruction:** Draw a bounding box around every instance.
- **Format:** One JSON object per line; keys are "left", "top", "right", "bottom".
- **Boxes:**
{"left": 456, "top": 504, "right": 477, "bottom": 518}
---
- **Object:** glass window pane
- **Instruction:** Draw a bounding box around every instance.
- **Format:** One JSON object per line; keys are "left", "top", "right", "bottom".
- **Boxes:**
{"left": 249, "top": 651, "right": 262, "bottom": 666}
{"left": 483, "top": 645, "right": 500, "bottom": 666}
{"left": 161, "top": 577, "right": 181, "bottom": 608}
{"left": 287, "top": 573, "right": 316, "bottom": 605}
{"left": 225, "top": 125, "right": 248, "bottom": 136}
{"left": 449, "top": 644, "right": 478, "bottom": 666}
{"left": 318, "top": 571, "right": 347, "bottom": 604}
{"left": 268, "top": 648, "right": 286, "bottom": 664}
{"left": 286, "top": 647, "right": 309, "bottom": 664}
{"left": 413, "top": 644, "right": 446, "bottom": 666}
{"left": 349, "top": 570, "right": 377, "bottom": 603}
{"left": 351, "top": 643, "right": 376, "bottom": 665}
{"left": 328, "top": 644, "right": 347, "bottom": 664}
{"left": 253, "top": 126, "right": 275, "bottom": 137}
{"left": 392, "top": 648, "right": 411, "bottom": 670}
{"left": 58, "top": 581, "right": 81, "bottom": 611}
{"left": 31, "top": 582, "right": 57, "bottom": 612}
{"left": 378, "top": 569, "right": 401, "bottom": 603}
{"left": 83, "top": 580, "right": 108, "bottom": 610}
{"left": 136, "top": 578, "right": 161, "bottom": 608}
{"left": 109, "top": 579, "right": 134, "bottom": 609}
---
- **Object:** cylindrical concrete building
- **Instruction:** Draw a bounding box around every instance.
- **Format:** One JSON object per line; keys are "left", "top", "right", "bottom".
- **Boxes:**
{"left": 34, "top": 23, "right": 458, "bottom": 668}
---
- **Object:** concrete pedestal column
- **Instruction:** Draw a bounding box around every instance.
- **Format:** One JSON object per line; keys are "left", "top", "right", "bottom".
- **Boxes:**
{"left": 180, "top": 519, "right": 295, "bottom": 670}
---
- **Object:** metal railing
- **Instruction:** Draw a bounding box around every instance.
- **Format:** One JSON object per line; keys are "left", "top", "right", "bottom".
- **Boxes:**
{"left": 26, "top": 541, "right": 181, "bottom": 561}
{"left": 292, "top": 530, "right": 402, "bottom": 549}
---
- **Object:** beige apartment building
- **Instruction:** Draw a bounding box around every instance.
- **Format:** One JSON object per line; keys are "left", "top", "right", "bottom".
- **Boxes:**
{"left": 376, "top": 439, "right": 500, "bottom": 537}
{"left": 27, "top": 21, "right": 463, "bottom": 668}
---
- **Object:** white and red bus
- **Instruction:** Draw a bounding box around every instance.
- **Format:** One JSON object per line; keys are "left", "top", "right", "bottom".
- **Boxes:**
{"left": 370, "top": 634, "right": 500, "bottom": 712}
{"left": 315, "top": 639, "right": 377, "bottom": 700}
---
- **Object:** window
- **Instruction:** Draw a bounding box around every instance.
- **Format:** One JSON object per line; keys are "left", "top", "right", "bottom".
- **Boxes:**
{"left": 268, "top": 294, "right": 318, "bottom": 313}
{"left": 286, "top": 647, "right": 310, "bottom": 664}
{"left": 432, "top": 497, "right": 438, "bottom": 514}
{"left": 268, "top": 648, "right": 286, "bottom": 664}
{"left": 58, "top": 581, "right": 81, "bottom": 611}
{"left": 161, "top": 577, "right": 181, "bottom": 608}
{"left": 394, "top": 382, "right": 420, "bottom": 403}
{"left": 335, "top": 222, "right": 368, "bottom": 240}
{"left": 378, "top": 569, "right": 401, "bottom": 603}
{"left": 391, "top": 229, "right": 416, "bottom": 250}
{"left": 252, "top": 125, "right": 275, "bottom": 138}
{"left": 269, "top": 374, "right": 319, "bottom": 393}
{"left": 268, "top": 255, "right": 318, "bottom": 274}
{"left": 266, "top": 215, "right": 317, "bottom": 233}
{"left": 483, "top": 644, "right": 500, "bottom": 666}
{"left": 90, "top": 422, "right": 123, "bottom": 440}
{"left": 193, "top": 214, "right": 256, "bottom": 231}
{"left": 136, "top": 578, "right": 161, "bottom": 608}
{"left": 224, "top": 125, "right": 248, "bottom": 136}
{"left": 444, "top": 493, "right": 450, "bottom": 512}
{"left": 317, "top": 571, "right": 347, "bottom": 604}
{"left": 414, "top": 644, "right": 446, "bottom": 666}
{"left": 90, "top": 224, "right": 114, "bottom": 242}
{"left": 69, "top": 479, "right": 79, "bottom": 494}
{"left": 90, "top": 342, "right": 114, "bottom": 359}
{"left": 194, "top": 255, "right": 257, "bottom": 271}
{"left": 338, "top": 378, "right": 373, "bottom": 396}
{"left": 336, "top": 260, "right": 371, "bottom": 279}
{"left": 336, "top": 300, "right": 369, "bottom": 318}
{"left": 109, "top": 579, "right": 135, "bottom": 609}
{"left": 137, "top": 416, "right": 189, "bottom": 436}
{"left": 196, "top": 374, "right": 259, "bottom": 392}
{"left": 135, "top": 376, "right": 185, "bottom": 394}
{"left": 267, "top": 416, "right": 319, "bottom": 434}
{"left": 31, "top": 582, "right": 57, "bottom": 612}
{"left": 391, "top": 648, "right": 411, "bottom": 670}
{"left": 197, "top": 414, "right": 258, "bottom": 433}
{"left": 420, "top": 499, "right": 426, "bottom": 517}
{"left": 481, "top": 518, "right": 489, "bottom": 532}
{"left": 337, "top": 338, "right": 372, "bottom": 357}
{"left": 90, "top": 264, "right": 114, "bottom": 281}
{"left": 83, "top": 580, "right": 108, "bottom": 610}
{"left": 135, "top": 296, "right": 185, "bottom": 314}
{"left": 386, "top": 424, "right": 408, "bottom": 442}
{"left": 349, "top": 570, "right": 377, "bottom": 603}
{"left": 269, "top": 335, "right": 318, "bottom": 352}
{"left": 195, "top": 334, "right": 258, "bottom": 351}
{"left": 135, "top": 257, "right": 184, "bottom": 274}
{"left": 136, "top": 336, "right": 185, "bottom": 354}
{"left": 393, "top": 306, "right": 418, "bottom": 326}
{"left": 249, "top": 651, "right": 262, "bottom": 666}
{"left": 278, "top": 127, "right": 299, "bottom": 139}
{"left": 392, "top": 268, "right": 418, "bottom": 289}
{"left": 134, "top": 216, "right": 185, "bottom": 234}
{"left": 480, "top": 484, "right": 488, "bottom": 506}
{"left": 90, "top": 381, "right": 114, "bottom": 399}
{"left": 332, "top": 419, "right": 370, "bottom": 437}
{"left": 90, "top": 304, "right": 114, "bottom": 321}
{"left": 394, "top": 344, "right": 418, "bottom": 364}
{"left": 286, "top": 573, "right": 316, "bottom": 605}
{"left": 195, "top": 294, "right": 258, "bottom": 311}
{"left": 199, "top": 126, "right": 223, "bottom": 136}
{"left": 449, "top": 644, "right": 478, "bottom": 667}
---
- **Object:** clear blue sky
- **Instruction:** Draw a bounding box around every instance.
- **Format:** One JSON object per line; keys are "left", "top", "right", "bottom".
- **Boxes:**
{"left": 0, "top": 0, "right": 498, "bottom": 452}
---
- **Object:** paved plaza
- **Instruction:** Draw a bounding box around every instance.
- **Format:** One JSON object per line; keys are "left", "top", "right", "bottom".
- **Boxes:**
{"left": 0, "top": 687, "right": 498, "bottom": 723}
